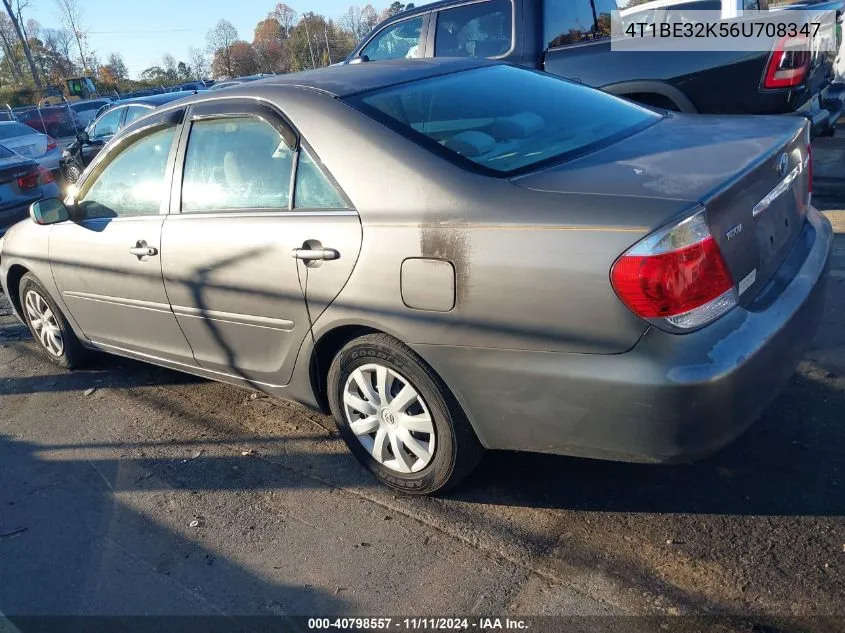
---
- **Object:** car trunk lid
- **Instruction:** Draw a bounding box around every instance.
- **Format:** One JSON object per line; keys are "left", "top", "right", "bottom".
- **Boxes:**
{"left": 0, "top": 155, "right": 40, "bottom": 210}
{"left": 3, "top": 133, "right": 48, "bottom": 158}
{"left": 512, "top": 113, "right": 811, "bottom": 306}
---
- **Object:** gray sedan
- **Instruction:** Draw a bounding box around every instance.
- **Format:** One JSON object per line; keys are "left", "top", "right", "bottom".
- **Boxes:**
{"left": 0, "top": 59, "right": 832, "bottom": 494}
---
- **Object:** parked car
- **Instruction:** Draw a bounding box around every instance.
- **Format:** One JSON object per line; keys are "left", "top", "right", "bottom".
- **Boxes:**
{"left": 0, "top": 143, "right": 59, "bottom": 236}
{"left": 172, "top": 81, "right": 208, "bottom": 92}
{"left": 208, "top": 74, "right": 274, "bottom": 90}
{"left": 0, "top": 60, "right": 831, "bottom": 494}
{"left": 346, "top": 0, "right": 845, "bottom": 136}
{"left": 13, "top": 105, "right": 78, "bottom": 139}
{"left": 70, "top": 98, "right": 113, "bottom": 130}
{"left": 60, "top": 91, "right": 197, "bottom": 183}
{"left": 0, "top": 121, "right": 62, "bottom": 175}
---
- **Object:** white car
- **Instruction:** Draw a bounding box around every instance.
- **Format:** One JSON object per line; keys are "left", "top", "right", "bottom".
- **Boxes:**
{"left": 0, "top": 121, "right": 62, "bottom": 174}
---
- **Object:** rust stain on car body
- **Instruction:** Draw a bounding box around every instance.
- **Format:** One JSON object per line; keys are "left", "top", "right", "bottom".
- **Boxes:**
{"left": 420, "top": 224, "right": 471, "bottom": 308}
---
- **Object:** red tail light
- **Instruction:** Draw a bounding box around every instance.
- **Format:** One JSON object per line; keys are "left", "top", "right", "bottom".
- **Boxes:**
{"left": 763, "top": 35, "right": 811, "bottom": 89}
{"left": 38, "top": 165, "right": 55, "bottom": 185}
{"left": 17, "top": 166, "right": 54, "bottom": 190}
{"left": 46, "top": 137, "right": 57, "bottom": 151}
{"left": 17, "top": 170, "right": 39, "bottom": 189}
{"left": 611, "top": 209, "right": 737, "bottom": 331}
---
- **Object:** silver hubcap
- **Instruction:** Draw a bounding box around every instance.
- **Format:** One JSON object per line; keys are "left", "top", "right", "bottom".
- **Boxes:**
{"left": 343, "top": 363, "right": 435, "bottom": 474}
{"left": 24, "top": 290, "right": 64, "bottom": 357}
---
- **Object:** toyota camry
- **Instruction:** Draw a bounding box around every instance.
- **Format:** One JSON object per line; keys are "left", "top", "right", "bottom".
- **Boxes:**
{"left": 0, "top": 59, "right": 831, "bottom": 494}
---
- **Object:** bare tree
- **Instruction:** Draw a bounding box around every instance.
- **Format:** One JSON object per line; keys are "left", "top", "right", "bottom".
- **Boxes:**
{"left": 270, "top": 3, "right": 297, "bottom": 38}
{"left": 188, "top": 46, "right": 209, "bottom": 80}
{"left": 1, "top": 0, "right": 40, "bottom": 86}
{"left": 206, "top": 19, "right": 238, "bottom": 78}
{"left": 341, "top": 4, "right": 379, "bottom": 42}
{"left": 54, "top": 0, "right": 89, "bottom": 73}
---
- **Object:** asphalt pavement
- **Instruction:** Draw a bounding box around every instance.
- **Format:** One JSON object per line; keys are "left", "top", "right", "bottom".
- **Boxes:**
{"left": 1, "top": 138, "right": 845, "bottom": 629}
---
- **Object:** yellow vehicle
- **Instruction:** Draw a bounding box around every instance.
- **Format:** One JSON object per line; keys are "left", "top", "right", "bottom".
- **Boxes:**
{"left": 37, "top": 77, "right": 98, "bottom": 107}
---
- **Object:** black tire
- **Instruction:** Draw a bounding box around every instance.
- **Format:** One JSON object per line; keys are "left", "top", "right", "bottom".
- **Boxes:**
{"left": 19, "top": 273, "right": 88, "bottom": 369}
{"left": 328, "top": 333, "right": 484, "bottom": 495}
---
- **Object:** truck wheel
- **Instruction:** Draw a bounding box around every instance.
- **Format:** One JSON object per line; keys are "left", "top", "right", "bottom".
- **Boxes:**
{"left": 328, "top": 333, "right": 484, "bottom": 495}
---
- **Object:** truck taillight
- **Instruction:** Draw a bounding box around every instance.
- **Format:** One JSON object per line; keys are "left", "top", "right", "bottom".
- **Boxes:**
{"left": 763, "top": 35, "right": 811, "bottom": 89}
{"left": 610, "top": 209, "right": 737, "bottom": 331}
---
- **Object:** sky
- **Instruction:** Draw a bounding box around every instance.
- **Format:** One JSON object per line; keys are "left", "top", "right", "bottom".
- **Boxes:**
{"left": 30, "top": 0, "right": 429, "bottom": 79}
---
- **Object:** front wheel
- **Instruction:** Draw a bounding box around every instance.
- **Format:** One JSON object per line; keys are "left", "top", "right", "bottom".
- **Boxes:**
{"left": 19, "top": 273, "right": 88, "bottom": 368}
{"left": 328, "top": 333, "right": 483, "bottom": 495}
{"left": 64, "top": 162, "right": 82, "bottom": 184}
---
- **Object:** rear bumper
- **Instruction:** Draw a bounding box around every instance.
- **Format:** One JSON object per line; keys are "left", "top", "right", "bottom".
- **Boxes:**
{"left": 792, "top": 82, "right": 845, "bottom": 137}
{"left": 415, "top": 207, "right": 833, "bottom": 462}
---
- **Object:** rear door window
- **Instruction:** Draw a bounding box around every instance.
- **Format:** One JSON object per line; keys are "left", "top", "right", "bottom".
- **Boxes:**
{"left": 360, "top": 16, "right": 425, "bottom": 60}
{"left": 294, "top": 149, "right": 348, "bottom": 209}
{"left": 544, "top": 0, "right": 602, "bottom": 48}
{"left": 347, "top": 65, "right": 659, "bottom": 176}
{"left": 434, "top": 0, "right": 513, "bottom": 58}
{"left": 181, "top": 116, "right": 294, "bottom": 212}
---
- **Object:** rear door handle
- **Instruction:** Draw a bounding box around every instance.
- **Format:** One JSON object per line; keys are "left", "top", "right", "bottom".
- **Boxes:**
{"left": 292, "top": 247, "right": 339, "bottom": 261}
{"left": 129, "top": 241, "right": 158, "bottom": 258}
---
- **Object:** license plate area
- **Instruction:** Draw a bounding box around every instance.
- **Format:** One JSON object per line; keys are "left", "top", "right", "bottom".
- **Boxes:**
{"left": 754, "top": 187, "right": 805, "bottom": 272}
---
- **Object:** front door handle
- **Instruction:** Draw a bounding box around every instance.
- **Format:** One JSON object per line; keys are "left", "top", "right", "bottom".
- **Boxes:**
{"left": 292, "top": 247, "right": 339, "bottom": 261}
{"left": 129, "top": 241, "right": 158, "bottom": 259}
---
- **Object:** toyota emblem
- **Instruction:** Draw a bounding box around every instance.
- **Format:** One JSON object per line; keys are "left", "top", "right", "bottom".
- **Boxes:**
{"left": 777, "top": 153, "right": 789, "bottom": 177}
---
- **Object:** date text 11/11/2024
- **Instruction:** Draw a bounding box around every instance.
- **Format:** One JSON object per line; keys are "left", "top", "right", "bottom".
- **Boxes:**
{"left": 307, "top": 618, "right": 530, "bottom": 630}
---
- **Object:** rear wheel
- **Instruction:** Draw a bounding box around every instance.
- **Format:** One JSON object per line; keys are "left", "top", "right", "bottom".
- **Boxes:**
{"left": 328, "top": 333, "right": 483, "bottom": 495}
{"left": 19, "top": 273, "right": 87, "bottom": 368}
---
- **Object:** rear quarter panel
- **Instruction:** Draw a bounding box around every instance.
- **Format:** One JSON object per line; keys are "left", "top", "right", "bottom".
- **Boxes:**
{"left": 249, "top": 85, "right": 657, "bottom": 355}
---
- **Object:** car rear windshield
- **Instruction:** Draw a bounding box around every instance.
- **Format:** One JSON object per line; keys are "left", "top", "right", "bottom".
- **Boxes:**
{"left": 346, "top": 65, "right": 660, "bottom": 176}
{"left": 0, "top": 123, "right": 36, "bottom": 139}
{"left": 0, "top": 144, "right": 15, "bottom": 158}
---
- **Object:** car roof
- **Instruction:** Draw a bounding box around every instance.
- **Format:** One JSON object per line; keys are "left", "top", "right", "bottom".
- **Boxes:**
{"left": 373, "top": 0, "right": 458, "bottom": 22}
{"left": 119, "top": 91, "right": 199, "bottom": 106}
{"left": 256, "top": 58, "right": 497, "bottom": 98}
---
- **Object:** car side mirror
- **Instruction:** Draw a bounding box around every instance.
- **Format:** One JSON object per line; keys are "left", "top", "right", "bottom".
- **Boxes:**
{"left": 77, "top": 130, "right": 89, "bottom": 143}
{"left": 30, "top": 198, "right": 70, "bottom": 226}
{"left": 349, "top": 54, "right": 369, "bottom": 64}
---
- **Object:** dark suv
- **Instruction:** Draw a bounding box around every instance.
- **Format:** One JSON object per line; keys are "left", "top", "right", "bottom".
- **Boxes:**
{"left": 347, "top": 0, "right": 845, "bottom": 135}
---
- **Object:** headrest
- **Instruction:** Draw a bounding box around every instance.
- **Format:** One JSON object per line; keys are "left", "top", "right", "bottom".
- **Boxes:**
{"left": 443, "top": 130, "right": 496, "bottom": 157}
{"left": 488, "top": 112, "right": 545, "bottom": 139}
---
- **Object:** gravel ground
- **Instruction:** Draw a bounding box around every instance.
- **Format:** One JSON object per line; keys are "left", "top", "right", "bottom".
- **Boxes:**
{"left": 1, "top": 138, "right": 844, "bottom": 628}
